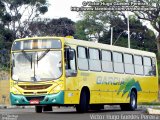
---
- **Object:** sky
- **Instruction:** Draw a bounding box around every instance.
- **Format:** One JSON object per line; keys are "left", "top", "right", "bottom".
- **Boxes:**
{"left": 43, "top": 0, "right": 86, "bottom": 21}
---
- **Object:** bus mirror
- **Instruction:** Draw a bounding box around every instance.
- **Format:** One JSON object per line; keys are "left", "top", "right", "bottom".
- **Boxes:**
{"left": 12, "top": 59, "right": 15, "bottom": 67}
{"left": 69, "top": 50, "right": 74, "bottom": 60}
{"left": 65, "top": 48, "right": 74, "bottom": 61}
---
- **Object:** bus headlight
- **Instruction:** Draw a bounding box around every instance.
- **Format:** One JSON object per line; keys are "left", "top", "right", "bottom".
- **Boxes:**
{"left": 49, "top": 84, "right": 63, "bottom": 94}
{"left": 11, "top": 87, "right": 21, "bottom": 94}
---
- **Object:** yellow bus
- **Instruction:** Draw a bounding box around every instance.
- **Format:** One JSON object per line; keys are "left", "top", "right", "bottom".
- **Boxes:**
{"left": 10, "top": 36, "right": 158, "bottom": 113}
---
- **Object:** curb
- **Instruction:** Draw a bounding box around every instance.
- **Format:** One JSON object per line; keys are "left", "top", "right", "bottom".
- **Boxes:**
{"left": 147, "top": 108, "right": 160, "bottom": 115}
{"left": 1, "top": 105, "right": 160, "bottom": 109}
{"left": 0, "top": 105, "right": 7, "bottom": 109}
{"left": 0, "top": 105, "right": 34, "bottom": 109}
{"left": 138, "top": 105, "right": 160, "bottom": 109}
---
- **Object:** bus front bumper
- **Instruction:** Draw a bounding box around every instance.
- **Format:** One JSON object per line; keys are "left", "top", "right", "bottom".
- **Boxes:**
{"left": 10, "top": 91, "right": 64, "bottom": 105}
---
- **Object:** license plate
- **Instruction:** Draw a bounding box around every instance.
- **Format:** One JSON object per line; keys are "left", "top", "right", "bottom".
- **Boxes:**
{"left": 30, "top": 99, "right": 40, "bottom": 104}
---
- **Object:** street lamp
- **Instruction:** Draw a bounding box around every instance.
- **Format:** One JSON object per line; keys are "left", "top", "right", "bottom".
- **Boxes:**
{"left": 113, "top": 30, "right": 135, "bottom": 47}
{"left": 113, "top": 30, "right": 127, "bottom": 45}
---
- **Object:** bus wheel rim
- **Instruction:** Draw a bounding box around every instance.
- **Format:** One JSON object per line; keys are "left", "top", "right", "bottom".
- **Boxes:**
{"left": 131, "top": 95, "right": 136, "bottom": 108}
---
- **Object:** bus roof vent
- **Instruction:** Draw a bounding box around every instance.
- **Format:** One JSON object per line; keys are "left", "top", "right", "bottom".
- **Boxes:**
{"left": 65, "top": 36, "right": 74, "bottom": 39}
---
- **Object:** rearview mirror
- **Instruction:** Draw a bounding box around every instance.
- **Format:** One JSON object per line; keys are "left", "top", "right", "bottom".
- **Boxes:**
{"left": 65, "top": 48, "right": 74, "bottom": 60}
{"left": 69, "top": 50, "right": 74, "bottom": 60}
{"left": 12, "top": 59, "right": 15, "bottom": 67}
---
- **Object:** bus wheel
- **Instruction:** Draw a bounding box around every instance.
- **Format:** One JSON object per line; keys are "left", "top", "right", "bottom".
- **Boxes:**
{"left": 35, "top": 106, "right": 43, "bottom": 113}
{"left": 90, "top": 105, "right": 104, "bottom": 111}
{"left": 76, "top": 91, "right": 89, "bottom": 113}
{"left": 129, "top": 91, "right": 137, "bottom": 110}
{"left": 43, "top": 106, "right": 53, "bottom": 112}
{"left": 120, "top": 91, "right": 137, "bottom": 111}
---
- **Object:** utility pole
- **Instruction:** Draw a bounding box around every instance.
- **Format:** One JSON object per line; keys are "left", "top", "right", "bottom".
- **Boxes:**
{"left": 126, "top": 0, "right": 130, "bottom": 48}
{"left": 127, "top": 14, "right": 130, "bottom": 48}
{"left": 110, "top": 27, "right": 113, "bottom": 45}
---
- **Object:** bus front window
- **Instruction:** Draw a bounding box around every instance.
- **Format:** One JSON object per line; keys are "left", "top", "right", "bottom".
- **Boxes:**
{"left": 12, "top": 51, "right": 62, "bottom": 81}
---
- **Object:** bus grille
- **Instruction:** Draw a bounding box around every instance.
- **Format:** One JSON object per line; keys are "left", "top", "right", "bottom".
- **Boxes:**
{"left": 25, "top": 96, "right": 45, "bottom": 101}
{"left": 19, "top": 84, "right": 52, "bottom": 90}
{"left": 23, "top": 91, "right": 47, "bottom": 95}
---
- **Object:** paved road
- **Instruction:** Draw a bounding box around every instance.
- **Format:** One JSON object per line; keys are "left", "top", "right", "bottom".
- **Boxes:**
{"left": 0, "top": 106, "right": 159, "bottom": 120}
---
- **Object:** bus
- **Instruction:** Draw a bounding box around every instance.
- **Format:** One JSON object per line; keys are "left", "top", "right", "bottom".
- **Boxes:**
{"left": 10, "top": 36, "right": 158, "bottom": 113}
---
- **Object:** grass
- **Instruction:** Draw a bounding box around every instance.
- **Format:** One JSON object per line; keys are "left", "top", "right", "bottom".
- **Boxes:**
{"left": 139, "top": 102, "right": 160, "bottom": 106}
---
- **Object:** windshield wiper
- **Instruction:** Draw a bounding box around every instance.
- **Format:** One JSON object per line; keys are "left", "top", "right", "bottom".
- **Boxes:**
{"left": 37, "top": 49, "right": 50, "bottom": 61}
{"left": 21, "top": 50, "right": 32, "bottom": 62}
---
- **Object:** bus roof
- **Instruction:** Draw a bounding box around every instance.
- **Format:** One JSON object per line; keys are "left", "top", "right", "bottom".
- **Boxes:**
{"left": 14, "top": 36, "right": 156, "bottom": 57}
{"left": 15, "top": 36, "right": 64, "bottom": 41}
{"left": 65, "top": 38, "right": 156, "bottom": 58}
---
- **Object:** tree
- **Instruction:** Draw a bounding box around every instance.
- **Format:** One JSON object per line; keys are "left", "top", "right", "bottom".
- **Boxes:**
{"left": 27, "top": 17, "right": 75, "bottom": 37}
{"left": 0, "top": 0, "right": 48, "bottom": 69}
{"left": 100, "top": 16, "right": 156, "bottom": 52}
{"left": 132, "top": 0, "right": 160, "bottom": 53}
{"left": 75, "top": 18, "right": 104, "bottom": 41}
{"left": 75, "top": 10, "right": 156, "bottom": 52}
{"left": 76, "top": 0, "right": 158, "bottom": 52}
{"left": 96, "top": 0, "right": 160, "bottom": 52}
{"left": 74, "top": 20, "right": 89, "bottom": 40}
{"left": 1, "top": 0, "right": 48, "bottom": 39}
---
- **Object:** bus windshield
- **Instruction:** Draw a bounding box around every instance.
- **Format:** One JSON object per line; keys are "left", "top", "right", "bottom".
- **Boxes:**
{"left": 12, "top": 51, "right": 62, "bottom": 81}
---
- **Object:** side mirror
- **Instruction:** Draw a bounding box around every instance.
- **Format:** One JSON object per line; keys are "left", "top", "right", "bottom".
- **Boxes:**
{"left": 65, "top": 48, "right": 74, "bottom": 60}
{"left": 12, "top": 59, "right": 15, "bottom": 67}
{"left": 69, "top": 50, "right": 74, "bottom": 60}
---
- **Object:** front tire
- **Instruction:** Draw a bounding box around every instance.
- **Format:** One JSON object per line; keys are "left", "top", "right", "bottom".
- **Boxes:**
{"left": 120, "top": 91, "right": 137, "bottom": 111}
{"left": 90, "top": 105, "right": 104, "bottom": 111}
{"left": 76, "top": 91, "right": 89, "bottom": 113}
{"left": 35, "top": 106, "right": 43, "bottom": 113}
{"left": 129, "top": 91, "right": 137, "bottom": 110}
{"left": 43, "top": 106, "right": 53, "bottom": 112}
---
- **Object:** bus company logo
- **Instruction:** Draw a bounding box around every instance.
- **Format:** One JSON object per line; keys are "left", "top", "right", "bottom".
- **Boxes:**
{"left": 117, "top": 78, "right": 142, "bottom": 97}
{"left": 96, "top": 76, "right": 125, "bottom": 85}
{"left": 96, "top": 76, "right": 142, "bottom": 97}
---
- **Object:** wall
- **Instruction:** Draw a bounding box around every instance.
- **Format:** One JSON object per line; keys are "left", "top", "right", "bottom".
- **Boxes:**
{"left": 0, "top": 71, "right": 10, "bottom": 105}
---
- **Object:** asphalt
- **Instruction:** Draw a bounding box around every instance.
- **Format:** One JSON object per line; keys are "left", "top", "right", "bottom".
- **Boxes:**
{"left": 0, "top": 106, "right": 160, "bottom": 120}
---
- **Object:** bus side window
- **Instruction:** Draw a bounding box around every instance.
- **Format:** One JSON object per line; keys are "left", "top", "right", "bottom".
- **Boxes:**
{"left": 134, "top": 55, "right": 143, "bottom": 75}
{"left": 77, "top": 46, "right": 88, "bottom": 70}
{"left": 113, "top": 52, "right": 124, "bottom": 73}
{"left": 88, "top": 48, "right": 101, "bottom": 71}
{"left": 151, "top": 58, "right": 156, "bottom": 76}
{"left": 124, "top": 54, "right": 134, "bottom": 74}
{"left": 101, "top": 50, "right": 113, "bottom": 72}
{"left": 143, "top": 57, "right": 152, "bottom": 76}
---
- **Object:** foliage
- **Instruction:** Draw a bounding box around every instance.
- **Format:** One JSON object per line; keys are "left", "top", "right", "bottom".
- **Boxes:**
{"left": 0, "top": 0, "right": 49, "bottom": 70}
{"left": 133, "top": 0, "right": 160, "bottom": 52}
{"left": 76, "top": 0, "right": 159, "bottom": 53}
{"left": 74, "top": 20, "right": 89, "bottom": 40}
{"left": 75, "top": 14, "right": 156, "bottom": 52}
{"left": 0, "top": 0, "right": 48, "bottom": 39}
{"left": 27, "top": 17, "right": 75, "bottom": 37}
